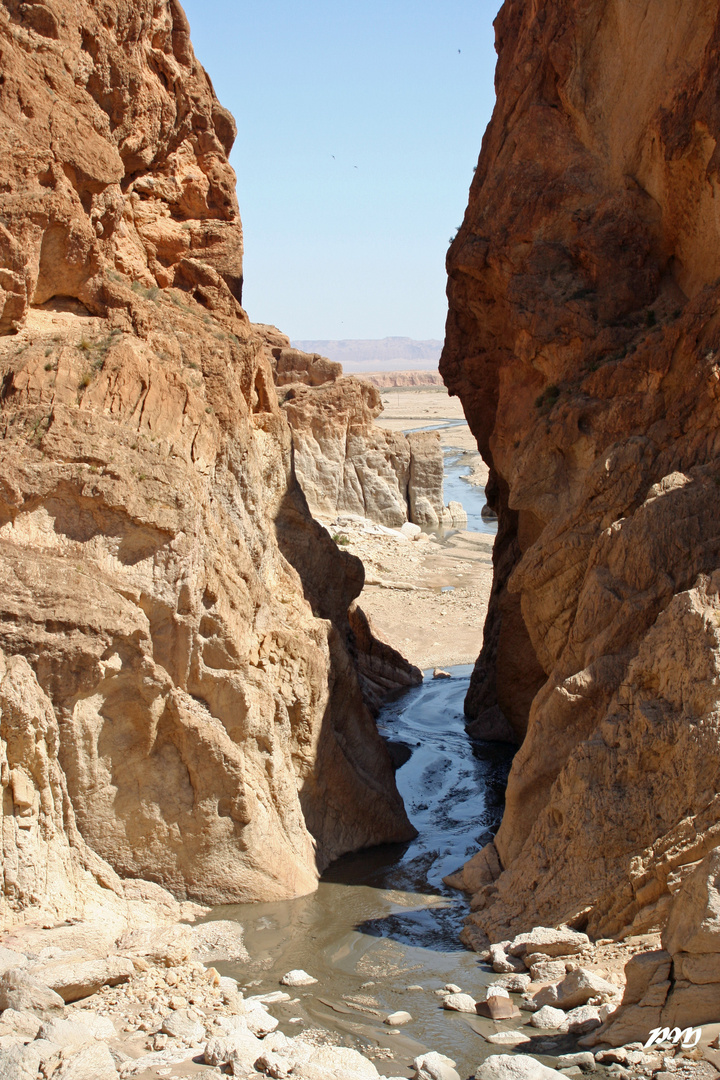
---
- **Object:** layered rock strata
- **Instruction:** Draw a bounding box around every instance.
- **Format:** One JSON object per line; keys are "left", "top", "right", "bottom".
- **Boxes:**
{"left": 264, "top": 336, "right": 464, "bottom": 529}
{"left": 442, "top": 0, "right": 720, "bottom": 940}
{"left": 591, "top": 849, "right": 720, "bottom": 1046}
{"left": 0, "top": 0, "right": 416, "bottom": 922}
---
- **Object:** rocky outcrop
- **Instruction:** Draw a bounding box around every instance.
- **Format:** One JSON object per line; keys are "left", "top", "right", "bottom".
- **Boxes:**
{"left": 0, "top": 0, "right": 416, "bottom": 921}
{"left": 442, "top": 0, "right": 720, "bottom": 940}
{"left": 264, "top": 335, "right": 463, "bottom": 529}
{"left": 358, "top": 372, "right": 444, "bottom": 388}
{"left": 591, "top": 849, "right": 720, "bottom": 1045}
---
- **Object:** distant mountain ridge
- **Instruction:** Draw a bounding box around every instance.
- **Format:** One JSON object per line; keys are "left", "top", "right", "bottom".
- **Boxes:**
{"left": 291, "top": 337, "right": 442, "bottom": 372}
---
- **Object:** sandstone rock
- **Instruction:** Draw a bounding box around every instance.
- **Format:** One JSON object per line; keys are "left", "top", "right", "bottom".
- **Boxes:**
{"left": 0, "top": 968, "right": 65, "bottom": 1014}
{"left": 530, "top": 1005, "right": 567, "bottom": 1030}
{"left": 478, "top": 986, "right": 521, "bottom": 1020}
{"left": 530, "top": 960, "right": 569, "bottom": 983}
{"left": 491, "top": 973, "right": 532, "bottom": 993}
{"left": 0, "top": 948, "right": 27, "bottom": 976}
{"left": 664, "top": 848, "right": 720, "bottom": 957}
{"left": 562, "top": 1005, "right": 602, "bottom": 1034}
{"left": 508, "top": 928, "right": 589, "bottom": 960}
{"left": 0, "top": 1008, "right": 41, "bottom": 1039}
{"left": 486, "top": 1030, "right": 531, "bottom": 1046}
{"left": 116, "top": 925, "right": 195, "bottom": 967}
{"left": 36, "top": 1017, "right": 101, "bottom": 1048}
{"left": 55, "top": 1042, "right": 119, "bottom": 1079}
{"left": 0, "top": 1042, "right": 47, "bottom": 1080}
{"left": 443, "top": 0, "right": 720, "bottom": 941}
{"left": 32, "top": 956, "right": 135, "bottom": 1003}
{"left": 444, "top": 843, "right": 502, "bottom": 895}
{"left": 442, "top": 992, "right": 477, "bottom": 1013}
{"left": 0, "top": 0, "right": 416, "bottom": 921}
{"left": 556, "top": 1054, "right": 596, "bottom": 1072}
{"left": 534, "top": 969, "right": 617, "bottom": 1012}
{"left": 204, "top": 1032, "right": 263, "bottom": 1067}
{"left": 490, "top": 943, "right": 525, "bottom": 973}
{"left": 474, "top": 1054, "right": 565, "bottom": 1080}
{"left": 385, "top": 1010, "right": 412, "bottom": 1025}
{"left": 161, "top": 1010, "right": 205, "bottom": 1043}
{"left": 413, "top": 1051, "right": 461, "bottom": 1080}
{"left": 280, "top": 969, "right": 317, "bottom": 987}
{"left": 433, "top": 668, "right": 452, "bottom": 679}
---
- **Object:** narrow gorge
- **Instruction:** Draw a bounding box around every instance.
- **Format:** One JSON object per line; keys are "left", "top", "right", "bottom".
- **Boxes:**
{"left": 1, "top": 0, "right": 720, "bottom": 1079}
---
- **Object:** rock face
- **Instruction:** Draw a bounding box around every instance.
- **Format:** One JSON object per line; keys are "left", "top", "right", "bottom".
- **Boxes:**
{"left": 592, "top": 850, "right": 720, "bottom": 1045}
{"left": 442, "top": 0, "right": 720, "bottom": 940}
{"left": 265, "top": 336, "right": 463, "bottom": 529}
{"left": 0, "top": 0, "right": 416, "bottom": 921}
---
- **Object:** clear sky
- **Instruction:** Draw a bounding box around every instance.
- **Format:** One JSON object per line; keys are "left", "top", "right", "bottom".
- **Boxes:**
{"left": 181, "top": 1, "right": 502, "bottom": 340}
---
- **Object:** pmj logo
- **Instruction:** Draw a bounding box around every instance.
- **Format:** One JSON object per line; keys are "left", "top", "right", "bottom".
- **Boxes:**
{"left": 644, "top": 1026, "right": 702, "bottom": 1049}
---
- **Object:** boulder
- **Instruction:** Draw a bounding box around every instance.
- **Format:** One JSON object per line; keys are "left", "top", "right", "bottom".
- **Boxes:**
{"left": 385, "top": 1011, "right": 412, "bottom": 1025}
{"left": 530, "top": 1005, "right": 567, "bottom": 1030}
{"left": 474, "top": 1054, "right": 565, "bottom": 1080}
{"left": 31, "top": 957, "right": 135, "bottom": 1003}
{"left": 0, "top": 969, "right": 65, "bottom": 1015}
{"left": 116, "top": 925, "right": 194, "bottom": 967}
{"left": 442, "top": 993, "right": 477, "bottom": 1013}
{"left": 491, "top": 973, "right": 532, "bottom": 993}
{"left": 161, "top": 1010, "right": 205, "bottom": 1044}
{"left": 508, "top": 929, "right": 590, "bottom": 960}
{"left": 280, "top": 969, "right": 317, "bottom": 987}
{"left": 490, "top": 944, "right": 525, "bottom": 974}
{"left": 529, "top": 960, "right": 568, "bottom": 983}
{"left": 204, "top": 1032, "right": 263, "bottom": 1067}
{"left": 414, "top": 1051, "right": 461, "bottom": 1080}
{"left": 535, "top": 969, "right": 617, "bottom": 1011}
{"left": 54, "top": 1042, "right": 119, "bottom": 1079}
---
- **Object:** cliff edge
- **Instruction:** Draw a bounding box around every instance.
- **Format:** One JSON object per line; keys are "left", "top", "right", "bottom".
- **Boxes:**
{"left": 0, "top": 0, "right": 415, "bottom": 923}
{"left": 442, "top": 0, "right": 720, "bottom": 942}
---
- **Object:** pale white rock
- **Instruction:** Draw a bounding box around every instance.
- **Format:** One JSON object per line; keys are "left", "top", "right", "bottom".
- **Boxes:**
{"left": 562, "top": 1004, "right": 602, "bottom": 1034}
{"left": 0, "top": 1008, "right": 41, "bottom": 1038}
{"left": 530, "top": 1005, "right": 567, "bottom": 1029}
{"left": 280, "top": 969, "right": 317, "bottom": 987}
{"left": 36, "top": 1017, "right": 99, "bottom": 1048}
{"left": 490, "top": 944, "right": 525, "bottom": 973}
{"left": 116, "top": 925, "right": 194, "bottom": 966}
{"left": 529, "top": 959, "right": 568, "bottom": 982}
{"left": 486, "top": 1030, "right": 531, "bottom": 1046}
{"left": 550, "top": 969, "right": 618, "bottom": 1011}
{"left": 433, "top": 668, "right": 452, "bottom": 679}
{"left": 385, "top": 1010, "right": 412, "bottom": 1025}
{"left": 401, "top": 522, "right": 423, "bottom": 538}
{"left": 508, "top": 928, "right": 590, "bottom": 960}
{"left": 414, "top": 1050, "right": 461, "bottom": 1080}
{"left": 485, "top": 985, "right": 510, "bottom": 999}
{"left": 65, "top": 1010, "right": 116, "bottom": 1040}
{"left": 161, "top": 1009, "right": 205, "bottom": 1043}
{"left": 492, "top": 973, "right": 532, "bottom": 992}
{"left": 444, "top": 983, "right": 463, "bottom": 992}
{"left": 204, "top": 1032, "right": 263, "bottom": 1068}
{"left": 448, "top": 501, "right": 467, "bottom": 527}
{"left": 442, "top": 992, "right": 477, "bottom": 1013}
{"left": 0, "top": 969, "right": 65, "bottom": 1014}
{"left": 55, "top": 1042, "right": 119, "bottom": 1079}
{"left": 0, "top": 1042, "right": 47, "bottom": 1080}
{"left": 244, "top": 1001, "right": 279, "bottom": 1036}
{"left": 474, "top": 1054, "right": 566, "bottom": 1080}
{"left": 31, "top": 956, "right": 135, "bottom": 1003}
{"left": 0, "top": 949, "right": 27, "bottom": 976}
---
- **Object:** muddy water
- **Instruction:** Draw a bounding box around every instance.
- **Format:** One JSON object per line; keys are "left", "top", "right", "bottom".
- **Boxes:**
{"left": 205, "top": 668, "right": 521, "bottom": 1079}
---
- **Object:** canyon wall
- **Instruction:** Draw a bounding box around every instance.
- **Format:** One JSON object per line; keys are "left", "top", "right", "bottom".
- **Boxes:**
{"left": 442, "top": 0, "right": 720, "bottom": 943}
{"left": 0, "top": 0, "right": 416, "bottom": 924}
{"left": 262, "top": 336, "right": 462, "bottom": 529}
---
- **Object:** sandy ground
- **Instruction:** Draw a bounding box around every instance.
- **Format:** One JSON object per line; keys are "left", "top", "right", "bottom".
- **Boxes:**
{"left": 328, "top": 387, "right": 494, "bottom": 670}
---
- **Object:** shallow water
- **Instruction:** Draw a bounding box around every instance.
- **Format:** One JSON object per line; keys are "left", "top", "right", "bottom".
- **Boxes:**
{"left": 205, "top": 668, "right": 523, "bottom": 1078}
{"left": 442, "top": 449, "right": 497, "bottom": 537}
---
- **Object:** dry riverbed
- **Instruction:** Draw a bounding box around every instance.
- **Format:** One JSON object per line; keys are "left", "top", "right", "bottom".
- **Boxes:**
{"left": 329, "top": 385, "right": 493, "bottom": 670}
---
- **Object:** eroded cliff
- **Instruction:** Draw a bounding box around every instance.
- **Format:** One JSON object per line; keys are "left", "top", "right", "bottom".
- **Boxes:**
{"left": 442, "top": 0, "right": 720, "bottom": 942}
{"left": 0, "top": 0, "right": 415, "bottom": 923}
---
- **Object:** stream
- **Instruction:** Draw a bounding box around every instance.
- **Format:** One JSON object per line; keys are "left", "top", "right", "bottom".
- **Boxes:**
{"left": 204, "top": 668, "right": 519, "bottom": 1079}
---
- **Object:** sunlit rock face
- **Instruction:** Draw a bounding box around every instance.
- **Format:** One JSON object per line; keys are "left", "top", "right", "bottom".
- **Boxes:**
{"left": 0, "top": 0, "right": 416, "bottom": 922}
{"left": 442, "top": 0, "right": 720, "bottom": 942}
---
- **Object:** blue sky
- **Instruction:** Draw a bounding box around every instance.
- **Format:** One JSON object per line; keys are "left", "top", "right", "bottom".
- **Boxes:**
{"left": 181, "top": 1, "right": 502, "bottom": 340}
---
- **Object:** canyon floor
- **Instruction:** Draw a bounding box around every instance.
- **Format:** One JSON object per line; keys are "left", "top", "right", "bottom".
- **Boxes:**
{"left": 328, "top": 387, "right": 493, "bottom": 671}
